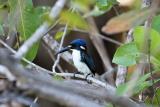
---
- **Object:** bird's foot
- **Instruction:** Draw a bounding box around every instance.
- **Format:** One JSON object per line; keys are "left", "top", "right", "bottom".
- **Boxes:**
{"left": 85, "top": 73, "right": 94, "bottom": 84}
{"left": 73, "top": 71, "right": 83, "bottom": 78}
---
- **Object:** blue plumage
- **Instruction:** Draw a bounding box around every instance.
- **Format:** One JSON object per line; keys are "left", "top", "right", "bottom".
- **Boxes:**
{"left": 81, "top": 52, "right": 96, "bottom": 75}
{"left": 70, "top": 39, "right": 87, "bottom": 46}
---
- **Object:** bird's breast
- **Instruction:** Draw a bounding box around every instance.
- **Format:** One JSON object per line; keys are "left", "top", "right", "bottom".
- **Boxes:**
{"left": 72, "top": 50, "right": 91, "bottom": 74}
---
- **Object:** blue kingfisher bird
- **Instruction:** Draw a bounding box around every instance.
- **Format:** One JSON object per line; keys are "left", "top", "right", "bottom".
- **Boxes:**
{"left": 56, "top": 39, "right": 96, "bottom": 78}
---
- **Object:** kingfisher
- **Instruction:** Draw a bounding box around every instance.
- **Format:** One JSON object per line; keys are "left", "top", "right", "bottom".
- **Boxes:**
{"left": 56, "top": 39, "right": 96, "bottom": 79}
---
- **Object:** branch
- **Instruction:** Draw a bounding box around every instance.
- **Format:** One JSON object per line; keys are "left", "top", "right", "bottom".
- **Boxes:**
{"left": 0, "top": 50, "right": 143, "bottom": 107}
{"left": 87, "top": 17, "right": 115, "bottom": 86}
{"left": 115, "top": 29, "right": 134, "bottom": 87}
{"left": 54, "top": 72, "right": 115, "bottom": 91}
{"left": 15, "top": 0, "right": 66, "bottom": 59}
{"left": 87, "top": 17, "right": 113, "bottom": 72}
{"left": 115, "top": 65, "right": 127, "bottom": 86}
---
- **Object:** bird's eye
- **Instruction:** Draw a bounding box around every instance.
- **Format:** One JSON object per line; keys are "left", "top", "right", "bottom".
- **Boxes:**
{"left": 80, "top": 46, "right": 85, "bottom": 50}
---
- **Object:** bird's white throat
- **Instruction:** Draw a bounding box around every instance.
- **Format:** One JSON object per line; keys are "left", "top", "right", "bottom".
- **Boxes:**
{"left": 72, "top": 49, "right": 91, "bottom": 74}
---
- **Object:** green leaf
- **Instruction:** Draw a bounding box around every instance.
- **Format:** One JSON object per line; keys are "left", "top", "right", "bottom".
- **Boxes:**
{"left": 18, "top": 1, "right": 34, "bottom": 40}
{"left": 133, "top": 72, "right": 153, "bottom": 94}
{"left": 60, "top": 10, "right": 88, "bottom": 29}
{"left": 137, "top": 72, "right": 151, "bottom": 83}
{"left": 133, "top": 26, "right": 160, "bottom": 60}
{"left": 133, "top": 72, "right": 160, "bottom": 95}
{"left": 153, "top": 87, "right": 160, "bottom": 105}
{"left": 8, "top": 0, "right": 19, "bottom": 32}
{"left": 96, "top": 0, "right": 111, "bottom": 10}
{"left": 133, "top": 80, "right": 152, "bottom": 95}
{"left": 88, "top": 0, "right": 118, "bottom": 16}
{"left": 16, "top": 0, "right": 45, "bottom": 61}
{"left": 131, "top": 70, "right": 159, "bottom": 95}
{"left": 112, "top": 42, "right": 139, "bottom": 66}
{"left": 116, "top": 71, "right": 159, "bottom": 96}
{"left": 145, "top": 87, "right": 160, "bottom": 106}
{"left": 116, "top": 81, "right": 152, "bottom": 96}
{"left": 152, "top": 14, "right": 160, "bottom": 33}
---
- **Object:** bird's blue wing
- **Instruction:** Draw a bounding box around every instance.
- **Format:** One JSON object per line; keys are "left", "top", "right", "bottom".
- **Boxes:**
{"left": 81, "top": 52, "right": 96, "bottom": 75}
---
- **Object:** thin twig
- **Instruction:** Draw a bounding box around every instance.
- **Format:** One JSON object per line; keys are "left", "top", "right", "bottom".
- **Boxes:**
{"left": 113, "top": 6, "right": 119, "bottom": 16}
{"left": 97, "top": 33, "right": 123, "bottom": 45}
{"left": 30, "top": 97, "right": 38, "bottom": 107}
{"left": 61, "top": 27, "right": 123, "bottom": 45}
{"left": 42, "top": 42, "right": 64, "bottom": 73}
{"left": 52, "top": 24, "right": 68, "bottom": 72}
{"left": 115, "top": 65, "right": 127, "bottom": 86}
{"left": 125, "top": 64, "right": 146, "bottom": 97}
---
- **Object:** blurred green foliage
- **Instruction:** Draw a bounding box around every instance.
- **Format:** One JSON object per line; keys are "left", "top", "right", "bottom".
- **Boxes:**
{"left": 112, "top": 42, "right": 139, "bottom": 66}
{"left": 113, "top": 26, "right": 160, "bottom": 67}
{"left": 133, "top": 26, "right": 160, "bottom": 61}
{"left": 145, "top": 87, "right": 160, "bottom": 107}
{"left": 60, "top": 10, "right": 88, "bottom": 29}
{"left": 7, "top": 0, "right": 49, "bottom": 61}
{"left": 152, "top": 14, "right": 160, "bottom": 33}
{"left": 116, "top": 71, "right": 159, "bottom": 96}
{"left": 89, "top": 0, "right": 118, "bottom": 16}
{"left": 70, "top": 0, "right": 95, "bottom": 13}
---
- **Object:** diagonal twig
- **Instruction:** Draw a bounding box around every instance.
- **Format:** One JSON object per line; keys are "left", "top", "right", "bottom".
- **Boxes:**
{"left": 52, "top": 24, "right": 68, "bottom": 72}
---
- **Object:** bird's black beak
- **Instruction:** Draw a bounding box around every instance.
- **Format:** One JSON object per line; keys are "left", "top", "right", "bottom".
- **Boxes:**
{"left": 55, "top": 46, "right": 71, "bottom": 55}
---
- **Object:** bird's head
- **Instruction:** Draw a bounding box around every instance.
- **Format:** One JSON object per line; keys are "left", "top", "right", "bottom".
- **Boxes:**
{"left": 56, "top": 39, "right": 87, "bottom": 55}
